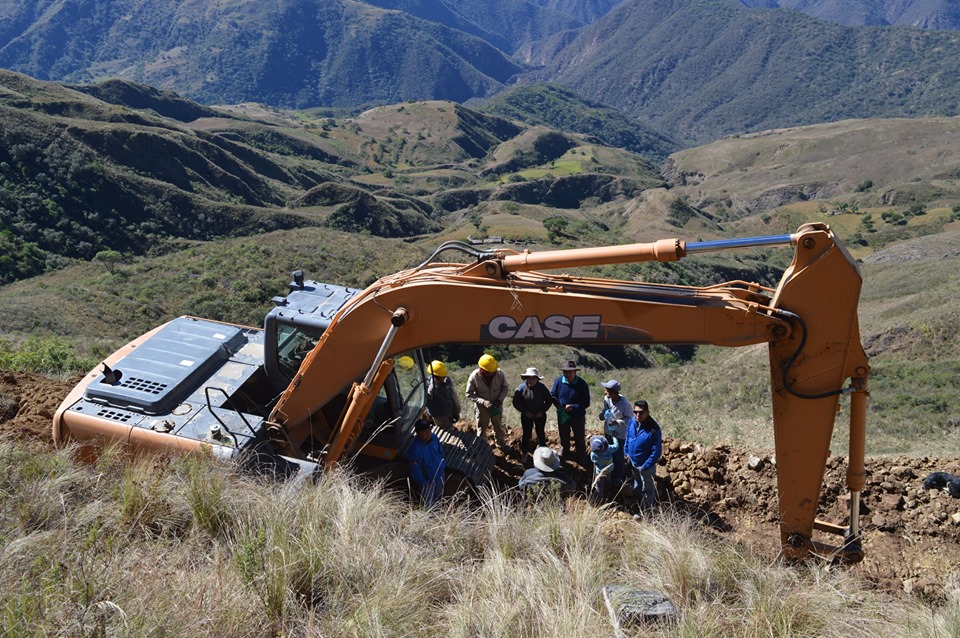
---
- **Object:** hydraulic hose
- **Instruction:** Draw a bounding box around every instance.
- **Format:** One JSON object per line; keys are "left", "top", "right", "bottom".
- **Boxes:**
{"left": 776, "top": 310, "right": 847, "bottom": 400}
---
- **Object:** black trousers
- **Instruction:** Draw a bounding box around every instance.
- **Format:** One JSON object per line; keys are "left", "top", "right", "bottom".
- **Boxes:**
{"left": 558, "top": 413, "right": 586, "bottom": 458}
{"left": 520, "top": 414, "right": 547, "bottom": 453}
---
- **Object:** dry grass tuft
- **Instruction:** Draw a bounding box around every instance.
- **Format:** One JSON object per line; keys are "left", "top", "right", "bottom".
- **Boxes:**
{"left": 0, "top": 442, "right": 957, "bottom": 637}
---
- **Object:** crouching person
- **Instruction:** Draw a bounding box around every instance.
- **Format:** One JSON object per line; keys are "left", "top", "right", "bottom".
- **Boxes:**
{"left": 408, "top": 418, "right": 446, "bottom": 508}
{"left": 518, "top": 447, "right": 577, "bottom": 499}
{"left": 588, "top": 435, "right": 618, "bottom": 504}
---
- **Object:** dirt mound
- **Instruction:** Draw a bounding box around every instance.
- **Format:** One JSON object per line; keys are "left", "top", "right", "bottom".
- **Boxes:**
{"left": 492, "top": 431, "right": 960, "bottom": 602}
{"left": 4, "top": 370, "right": 959, "bottom": 601}
{"left": 0, "top": 370, "right": 80, "bottom": 448}
{"left": 652, "top": 441, "right": 960, "bottom": 601}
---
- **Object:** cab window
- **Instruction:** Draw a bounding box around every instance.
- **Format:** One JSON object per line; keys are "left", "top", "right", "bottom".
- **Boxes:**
{"left": 275, "top": 323, "right": 323, "bottom": 380}
{"left": 364, "top": 353, "right": 425, "bottom": 431}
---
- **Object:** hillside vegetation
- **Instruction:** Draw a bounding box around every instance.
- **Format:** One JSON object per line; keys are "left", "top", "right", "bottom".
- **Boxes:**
{"left": 740, "top": 0, "right": 960, "bottom": 29}
{"left": 532, "top": 0, "right": 960, "bottom": 142}
{"left": 0, "top": 71, "right": 663, "bottom": 284}
{"left": 480, "top": 84, "right": 681, "bottom": 163}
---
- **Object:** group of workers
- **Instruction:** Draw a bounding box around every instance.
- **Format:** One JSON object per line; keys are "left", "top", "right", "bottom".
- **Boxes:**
{"left": 406, "top": 353, "right": 663, "bottom": 513}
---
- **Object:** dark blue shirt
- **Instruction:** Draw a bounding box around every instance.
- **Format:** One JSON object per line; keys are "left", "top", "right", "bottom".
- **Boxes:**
{"left": 512, "top": 381, "right": 553, "bottom": 414}
{"left": 550, "top": 375, "right": 591, "bottom": 416}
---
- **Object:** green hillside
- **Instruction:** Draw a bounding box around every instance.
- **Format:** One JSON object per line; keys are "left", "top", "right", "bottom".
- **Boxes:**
{"left": 479, "top": 84, "right": 681, "bottom": 163}
{"left": 535, "top": 0, "right": 960, "bottom": 142}
{"left": 0, "top": 72, "right": 664, "bottom": 284}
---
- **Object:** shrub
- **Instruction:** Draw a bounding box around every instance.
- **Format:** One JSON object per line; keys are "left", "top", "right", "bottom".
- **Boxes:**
{"left": 0, "top": 336, "right": 97, "bottom": 375}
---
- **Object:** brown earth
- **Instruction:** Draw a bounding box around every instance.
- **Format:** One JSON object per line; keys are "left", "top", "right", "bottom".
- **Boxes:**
{"left": 3, "top": 370, "right": 959, "bottom": 604}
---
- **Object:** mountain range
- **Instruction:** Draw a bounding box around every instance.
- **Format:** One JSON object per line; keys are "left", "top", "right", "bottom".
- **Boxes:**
{"left": 529, "top": 0, "right": 960, "bottom": 142}
{"left": 739, "top": 0, "right": 960, "bottom": 29}
{"left": 4, "top": 0, "right": 960, "bottom": 143}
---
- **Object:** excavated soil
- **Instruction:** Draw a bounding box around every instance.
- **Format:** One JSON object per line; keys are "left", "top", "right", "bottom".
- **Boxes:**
{"left": 3, "top": 370, "right": 959, "bottom": 603}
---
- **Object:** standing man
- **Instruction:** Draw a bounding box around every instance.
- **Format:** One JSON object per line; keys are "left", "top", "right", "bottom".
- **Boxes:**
{"left": 550, "top": 360, "right": 590, "bottom": 463}
{"left": 466, "top": 354, "right": 509, "bottom": 448}
{"left": 407, "top": 418, "right": 446, "bottom": 508}
{"left": 624, "top": 400, "right": 662, "bottom": 514}
{"left": 599, "top": 379, "right": 631, "bottom": 488}
{"left": 512, "top": 366, "right": 552, "bottom": 462}
{"left": 425, "top": 360, "right": 460, "bottom": 429}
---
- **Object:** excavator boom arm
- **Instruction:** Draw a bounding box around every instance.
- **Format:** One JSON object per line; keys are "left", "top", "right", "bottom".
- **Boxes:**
{"left": 268, "top": 223, "right": 868, "bottom": 562}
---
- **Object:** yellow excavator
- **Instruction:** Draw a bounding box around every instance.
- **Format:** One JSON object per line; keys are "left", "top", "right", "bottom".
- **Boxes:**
{"left": 54, "top": 222, "right": 869, "bottom": 563}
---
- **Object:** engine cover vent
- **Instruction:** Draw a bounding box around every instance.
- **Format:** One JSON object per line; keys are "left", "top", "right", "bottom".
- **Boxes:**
{"left": 96, "top": 409, "right": 134, "bottom": 423}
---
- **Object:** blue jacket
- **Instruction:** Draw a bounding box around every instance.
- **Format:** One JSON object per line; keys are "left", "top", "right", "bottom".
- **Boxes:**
{"left": 407, "top": 433, "right": 446, "bottom": 488}
{"left": 590, "top": 438, "right": 619, "bottom": 477}
{"left": 550, "top": 375, "right": 590, "bottom": 416}
{"left": 624, "top": 416, "right": 662, "bottom": 472}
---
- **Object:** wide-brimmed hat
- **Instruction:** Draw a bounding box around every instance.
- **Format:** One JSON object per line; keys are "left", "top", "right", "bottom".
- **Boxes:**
{"left": 532, "top": 447, "right": 560, "bottom": 472}
{"left": 521, "top": 367, "right": 543, "bottom": 379}
{"left": 559, "top": 360, "right": 579, "bottom": 371}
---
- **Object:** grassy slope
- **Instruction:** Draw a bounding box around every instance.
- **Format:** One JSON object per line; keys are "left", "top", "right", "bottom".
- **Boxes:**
{"left": 2, "top": 444, "right": 955, "bottom": 637}
{"left": 0, "top": 228, "right": 423, "bottom": 346}
{"left": 664, "top": 116, "right": 960, "bottom": 217}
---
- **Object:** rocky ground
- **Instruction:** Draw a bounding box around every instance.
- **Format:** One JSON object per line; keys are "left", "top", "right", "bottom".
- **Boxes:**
{"left": 3, "top": 370, "right": 959, "bottom": 604}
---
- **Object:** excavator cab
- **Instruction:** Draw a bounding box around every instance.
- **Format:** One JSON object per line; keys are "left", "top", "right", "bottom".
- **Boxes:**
{"left": 262, "top": 274, "right": 363, "bottom": 393}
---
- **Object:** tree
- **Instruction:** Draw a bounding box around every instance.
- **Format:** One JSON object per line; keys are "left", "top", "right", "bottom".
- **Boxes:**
{"left": 542, "top": 216, "right": 568, "bottom": 243}
{"left": 93, "top": 249, "right": 123, "bottom": 273}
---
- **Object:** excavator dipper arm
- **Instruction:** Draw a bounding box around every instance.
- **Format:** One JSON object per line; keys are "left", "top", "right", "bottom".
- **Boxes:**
{"left": 268, "top": 223, "right": 868, "bottom": 562}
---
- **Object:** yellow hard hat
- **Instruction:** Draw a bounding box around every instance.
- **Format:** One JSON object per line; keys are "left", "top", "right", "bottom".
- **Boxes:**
{"left": 427, "top": 360, "right": 448, "bottom": 377}
{"left": 396, "top": 355, "right": 415, "bottom": 370}
{"left": 478, "top": 353, "right": 498, "bottom": 372}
